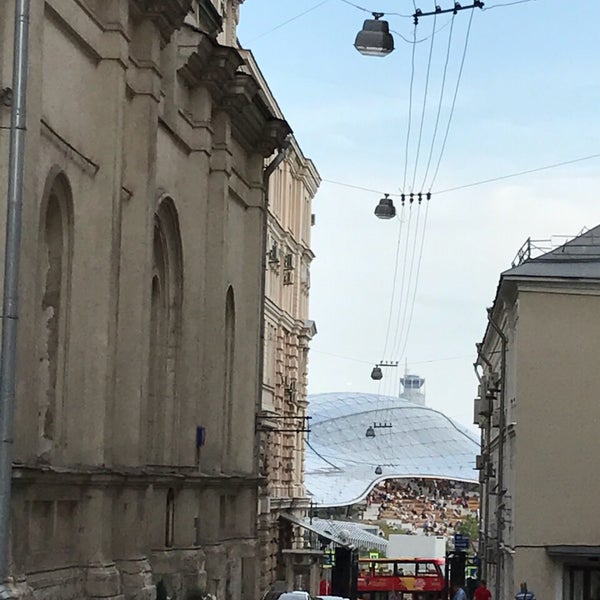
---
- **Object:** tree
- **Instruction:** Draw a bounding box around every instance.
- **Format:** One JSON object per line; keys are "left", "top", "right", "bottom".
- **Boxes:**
{"left": 457, "top": 514, "right": 479, "bottom": 542}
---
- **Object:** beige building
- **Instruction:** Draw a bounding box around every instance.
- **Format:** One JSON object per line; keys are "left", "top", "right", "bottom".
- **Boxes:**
{"left": 239, "top": 52, "right": 321, "bottom": 594}
{"left": 0, "top": 1, "right": 300, "bottom": 598}
{"left": 475, "top": 227, "right": 600, "bottom": 600}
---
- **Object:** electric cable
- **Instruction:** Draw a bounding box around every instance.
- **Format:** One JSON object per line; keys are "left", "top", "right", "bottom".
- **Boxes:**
{"left": 419, "top": 14, "right": 455, "bottom": 191}
{"left": 391, "top": 199, "right": 423, "bottom": 360}
{"left": 321, "top": 152, "right": 600, "bottom": 197}
{"left": 245, "top": 0, "right": 330, "bottom": 43}
{"left": 411, "top": 12, "right": 438, "bottom": 192}
{"left": 398, "top": 196, "right": 431, "bottom": 361}
{"left": 403, "top": 24, "right": 418, "bottom": 193}
{"left": 428, "top": 6, "right": 476, "bottom": 191}
{"left": 382, "top": 204, "right": 407, "bottom": 358}
{"left": 391, "top": 18, "right": 452, "bottom": 44}
{"left": 389, "top": 202, "right": 415, "bottom": 357}
{"left": 483, "top": 0, "right": 537, "bottom": 10}
{"left": 434, "top": 152, "right": 600, "bottom": 194}
{"left": 338, "top": 0, "right": 412, "bottom": 17}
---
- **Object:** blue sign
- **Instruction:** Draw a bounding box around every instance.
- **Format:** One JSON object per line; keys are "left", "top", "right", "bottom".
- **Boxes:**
{"left": 196, "top": 426, "right": 206, "bottom": 448}
{"left": 454, "top": 533, "right": 470, "bottom": 550}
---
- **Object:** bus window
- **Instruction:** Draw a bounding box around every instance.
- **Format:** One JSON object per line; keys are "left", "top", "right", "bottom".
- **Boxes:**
{"left": 416, "top": 562, "right": 440, "bottom": 576}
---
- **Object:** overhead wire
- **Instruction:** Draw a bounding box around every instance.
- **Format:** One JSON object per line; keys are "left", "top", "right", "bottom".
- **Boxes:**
{"left": 427, "top": 5, "right": 476, "bottom": 191}
{"left": 402, "top": 24, "right": 418, "bottom": 193}
{"left": 390, "top": 199, "right": 422, "bottom": 360}
{"left": 434, "top": 152, "right": 600, "bottom": 194}
{"left": 245, "top": 0, "right": 331, "bottom": 42}
{"left": 391, "top": 18, "right": 453, "bottom": 44}
{"left": 397, "top": 197, "right": 431, "bottom": 361}
{"left": 321, "top": 152, "right": 600, "bottom": 197}
{"left": 310, "top": 348, "right": 478, "bottom": 366}
{"left": 338, "top": 0, "right": 412, "bottom": 17}
{"left": 483, "top": 0, "right": 537, "bottom": 9}
{"left": 389, "top": 202, "right": 415, "bottom": 358}
{"left": 419, "top": 14, "right": 456, "bottom": 191}
{"left": 381, "top": 206, "right": 407, "bottom": 358}
{"left": 410, "top": 11, "right": 438, "bottom": 192}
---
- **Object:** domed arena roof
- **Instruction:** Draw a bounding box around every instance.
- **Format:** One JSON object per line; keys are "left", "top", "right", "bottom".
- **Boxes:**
{"left": 305, "top": 392, "right": 479, "bottom": 507}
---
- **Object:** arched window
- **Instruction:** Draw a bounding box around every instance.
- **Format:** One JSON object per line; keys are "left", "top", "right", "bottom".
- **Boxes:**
{"left": 223, "top": 286, "right": 235, "bottom": 468}
{"left": 147, "top": 198, "right": 182, "bottom": 465}
{"left": 38, "top": 172, "right": 72, "bottom": 454}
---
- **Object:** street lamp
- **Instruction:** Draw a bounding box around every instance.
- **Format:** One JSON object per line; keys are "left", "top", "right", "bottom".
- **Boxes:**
{"left": 370, "top": 365, "right": 383, "bottom": 380}
{"left": 374, "top": 193, "right": 396, "bottom": 219}
{"left": 354, "top": 13, "right": 394, "bottom": 57}
{"left": 371, "top": 361, "right": 399, "bottom": 380}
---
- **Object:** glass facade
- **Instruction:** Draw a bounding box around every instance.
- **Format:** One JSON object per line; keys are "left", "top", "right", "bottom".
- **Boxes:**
{"left": 305, "top": 392, "right": 479, "bottom": 507}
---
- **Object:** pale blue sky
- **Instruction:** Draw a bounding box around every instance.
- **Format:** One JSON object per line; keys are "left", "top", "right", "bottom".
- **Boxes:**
{"left": 238, "top": 1, "right": 600, "bottom": 428}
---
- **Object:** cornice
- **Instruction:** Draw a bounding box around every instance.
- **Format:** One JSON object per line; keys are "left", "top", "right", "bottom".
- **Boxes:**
{"left": 178, "top": 30, "right": 292, "bottom": 156}
{"left": 178, "top": 31, "right": 244, "bottom": 98}
{"left": 131, "top": 0, "right": 194, "bottom": 44}
{"left": 12, "top": 462, "right": 261, "bottom": 488}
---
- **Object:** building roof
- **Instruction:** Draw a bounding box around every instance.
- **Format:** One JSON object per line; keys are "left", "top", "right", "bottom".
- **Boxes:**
{"left": 503, "top": 225, "right": 600, "bottom": 281}
{"left": 305, "top": 392, "right": 479, "bottom": 507}
{"left": 307, "top": 518, "right": 388, "bottom": 553}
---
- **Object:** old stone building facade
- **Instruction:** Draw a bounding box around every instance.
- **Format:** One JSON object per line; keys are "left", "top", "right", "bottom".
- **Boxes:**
{"left": 258, "top": 134, "right": 319, "bottom": 592}
{"left": 0, "top": 1, "right": 301, "bottom": 598}
{"left": 229, "top": 50, "right": 320, "bottom": 595}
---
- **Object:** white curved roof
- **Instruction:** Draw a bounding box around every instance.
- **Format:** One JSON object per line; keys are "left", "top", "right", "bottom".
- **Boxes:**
{"left": 305, "top": 392, "right": 479, "bottom": 507}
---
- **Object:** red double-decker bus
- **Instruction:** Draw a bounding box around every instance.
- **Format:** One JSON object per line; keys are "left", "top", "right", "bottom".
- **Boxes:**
{"left": 357, "top": 557, "right": 446, "bottom": 600}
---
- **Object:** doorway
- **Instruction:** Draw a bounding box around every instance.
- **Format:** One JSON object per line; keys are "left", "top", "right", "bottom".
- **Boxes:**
{"left": 564, "top": 566, "right": 600, "bottom": 600}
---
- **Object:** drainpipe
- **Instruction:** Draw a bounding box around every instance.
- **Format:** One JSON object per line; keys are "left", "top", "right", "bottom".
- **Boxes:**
{"left": 256, "top": 138, "right": 290, "bottom": 431}
{"left": 474, "top": 346, "right": 493, "bottom": 582}
{"left": 486, "top": 309, "right": 507, "bottom": 600}
{"left": 0, "top": 0, "right": 30, "bottom": 593}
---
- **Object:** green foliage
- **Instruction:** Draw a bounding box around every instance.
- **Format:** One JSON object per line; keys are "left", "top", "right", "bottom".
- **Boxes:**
{"left": 457, "top": 514, "right": 479, "bottom": 542}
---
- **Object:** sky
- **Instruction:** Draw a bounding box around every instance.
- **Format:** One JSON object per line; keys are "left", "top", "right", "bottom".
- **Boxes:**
{"left": 237, "top": 0, "right": 600, "bottom": 429}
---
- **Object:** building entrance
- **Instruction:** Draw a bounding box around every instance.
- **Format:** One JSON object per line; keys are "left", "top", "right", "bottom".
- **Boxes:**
{"left": 564, "top": 566, "right": 600, "bottom": 600}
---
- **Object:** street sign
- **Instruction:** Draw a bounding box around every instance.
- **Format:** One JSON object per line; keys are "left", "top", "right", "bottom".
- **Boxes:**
{"left": 454, "top": 534, "right": 470, "bottom": 550}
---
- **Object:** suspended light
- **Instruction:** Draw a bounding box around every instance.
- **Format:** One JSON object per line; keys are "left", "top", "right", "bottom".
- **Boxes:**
{"left": 375, "top": 465, "right": 383, "bottom": 475}
{"left": 354, "top": 13, "right": 395, "bottom": 57}
{"left": 374, "top": 194, "right": 396, "bottom": 219}
{"left": 365, "top": 425, "right": 376, "bottom": 439}
{"left": 370, "top": 366, "right": 383, "bottom": 380}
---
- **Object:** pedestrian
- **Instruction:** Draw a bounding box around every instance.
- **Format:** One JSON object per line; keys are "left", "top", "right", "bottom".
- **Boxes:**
{"left": 474, "top": 580, "right": 492, "bottom": 600}
{"left": 452, "top": 583, "right": 467, "bottom": 600}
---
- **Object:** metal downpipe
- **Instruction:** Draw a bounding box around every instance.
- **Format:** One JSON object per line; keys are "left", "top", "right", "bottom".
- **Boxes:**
{"left": 487, "top": 309, "right": 507, "bottom": 600}
{"left": 0, "top": 0, "right": 31, "bottom": 592}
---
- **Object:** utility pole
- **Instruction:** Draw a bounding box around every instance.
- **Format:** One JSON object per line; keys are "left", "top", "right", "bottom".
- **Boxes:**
{"left": 0, "top": 0, "right": 30, "bottom": 595}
